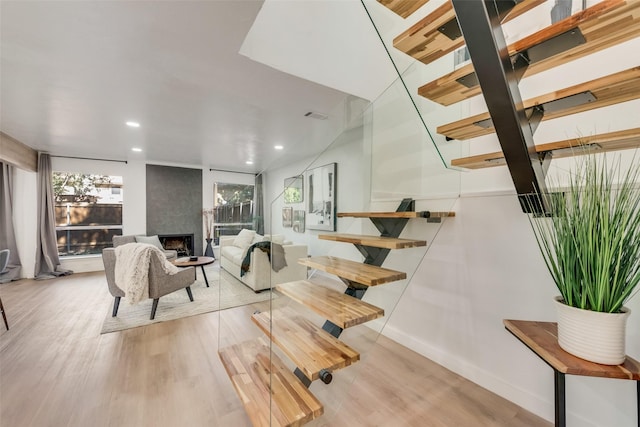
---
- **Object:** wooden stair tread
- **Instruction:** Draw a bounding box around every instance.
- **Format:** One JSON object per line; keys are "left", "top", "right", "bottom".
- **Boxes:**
{"left": 393, "top": 0, "right": 544, "bottom": 66}
{"left": 376, "top": 0, "right": 430, "bottom": 19}
{"left": 337, "top": 211, "right": 455, "bottom": 219}
{"left": 451, "top": 128, "right": 640, "bottom": 169}
{"left": 252, "top": 307, "right": 360, "bottom": 381}
{"left": 218, "top": 339, "right": 323, "bottom": 427}
{"left": 419, "top": 0, "right": 640, "bottom": 106}
{"left": 298, "top": 256, "right": 406, "bottom": 287}
{"left": 276, "top": 280, "right": 385, "bottom": 329}
{"left": 318, "top": 233, "right": 426, "bottom": 249}
{"left": 438, "top": 66, "right": 640, "bottom": 141}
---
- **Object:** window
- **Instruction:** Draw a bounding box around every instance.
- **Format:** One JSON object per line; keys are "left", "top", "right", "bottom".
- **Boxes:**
{"left": 213, "top": 182, "right": 254, "bottom": 245}
{"left": 53, "top": 172, "right": 123, "bottom": 256}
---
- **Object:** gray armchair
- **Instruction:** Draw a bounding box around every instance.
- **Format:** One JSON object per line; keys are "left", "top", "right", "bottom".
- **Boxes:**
{"left": 102, "top": 247, "right": 196, "bottom": 320}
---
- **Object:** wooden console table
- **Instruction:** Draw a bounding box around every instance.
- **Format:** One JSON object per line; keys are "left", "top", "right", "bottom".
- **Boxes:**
{"left": 504, "top": 320, "right": 640, "bottom": 427}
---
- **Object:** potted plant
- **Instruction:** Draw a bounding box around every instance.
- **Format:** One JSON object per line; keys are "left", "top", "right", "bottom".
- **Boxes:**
{"left": 528, "top": 153, "right": 640, "bottom": 365}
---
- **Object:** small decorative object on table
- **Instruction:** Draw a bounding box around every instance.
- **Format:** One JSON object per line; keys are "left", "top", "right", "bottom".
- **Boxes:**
{"left": 202, "top": 208, "right": 215, "bottom": 258}
{"left": 189, "top": 256, "right": 198, "bottom": 262}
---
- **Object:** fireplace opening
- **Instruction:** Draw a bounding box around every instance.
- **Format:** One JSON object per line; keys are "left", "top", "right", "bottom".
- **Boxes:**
{"left": 158, "top": 234, "right": 194, "bottom": 257}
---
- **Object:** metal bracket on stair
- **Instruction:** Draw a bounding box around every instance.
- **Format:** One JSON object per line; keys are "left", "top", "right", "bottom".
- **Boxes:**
{"left": 437, "top": 17, "right": 462, "bottom": 40}
{"left": 473, "top": 92, "right": 596, "bottom": 136}
{"left": 355, "top": 245, "right": 391, "bottom": 265}
{"left": 370, "top": 198, "right": 416, "bottom": 237}
{"left": 526, "top": 27, "right": 586, "bottom": 64}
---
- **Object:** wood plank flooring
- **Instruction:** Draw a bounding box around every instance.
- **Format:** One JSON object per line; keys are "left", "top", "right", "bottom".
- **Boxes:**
{"left": 0, "top": 271, "right": 550, "bottom": 427}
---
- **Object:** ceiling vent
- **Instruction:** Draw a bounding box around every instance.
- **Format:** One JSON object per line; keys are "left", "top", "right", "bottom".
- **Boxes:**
{"left": 304, "top": 111, "right": 328, "bottom": 120}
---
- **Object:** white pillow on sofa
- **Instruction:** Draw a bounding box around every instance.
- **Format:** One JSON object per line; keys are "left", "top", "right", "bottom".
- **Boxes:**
{"left": 260, "top": 234, "right": 285, "bottom": 244}
{"left": 233, "top": 229, "right": 256, "bottom": 249}
{"left": 135, "top": 235, "right": 164, "bottom": 250}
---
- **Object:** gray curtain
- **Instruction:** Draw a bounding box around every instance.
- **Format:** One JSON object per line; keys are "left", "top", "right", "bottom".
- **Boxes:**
{"left": 34, "top": 153, "right": 72, "bottom": 279}
{"left": 0, "top": 162, "right": 22, "bottom": 282}
{"left": 254, "top": 173, "right": 264, "bottom": 235}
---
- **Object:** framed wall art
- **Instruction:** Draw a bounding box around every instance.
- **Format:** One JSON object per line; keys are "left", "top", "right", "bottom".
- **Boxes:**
{"left": 282, "top": 207, "right": 293, "bottom": 228}
{"left": 306, "top": 162, "right": 336, "bottom": 231}
{"left": 284, "top": 175, "right": 304, "bottom": 204}
{"left": 293, "top": 210, "right": 305, "bottom": 233}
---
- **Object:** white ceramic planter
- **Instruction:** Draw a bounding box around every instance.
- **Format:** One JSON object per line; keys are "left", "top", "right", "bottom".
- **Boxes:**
{"left": 554, "top": 296, "right": 631, "bottom": 365}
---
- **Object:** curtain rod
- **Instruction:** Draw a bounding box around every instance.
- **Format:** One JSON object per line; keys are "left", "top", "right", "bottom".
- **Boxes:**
{"left": 50, "top": 155, "right": 128, "bottom": 164}
{"left": 209, "top": 168, "right": 257, "bottom": 176}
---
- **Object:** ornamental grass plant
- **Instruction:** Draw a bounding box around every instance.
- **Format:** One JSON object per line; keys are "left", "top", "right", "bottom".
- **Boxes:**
{"left": 528, "top": 154, "right": 640, "bottom": 313}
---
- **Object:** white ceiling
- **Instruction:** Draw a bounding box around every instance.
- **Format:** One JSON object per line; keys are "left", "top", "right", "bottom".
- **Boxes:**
{"left": 0, "top": 0, "right": 358, "bottom": 173}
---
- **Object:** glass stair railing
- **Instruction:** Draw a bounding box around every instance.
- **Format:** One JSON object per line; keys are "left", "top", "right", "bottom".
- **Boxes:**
{"left": 214, "top": 0, "right": 640, "bottom": 424}
{"left": 214, "top": 30, "right": 461, "bottom": 424}
{"left": 371, "top": 0, "right": 640, "bottom": 179}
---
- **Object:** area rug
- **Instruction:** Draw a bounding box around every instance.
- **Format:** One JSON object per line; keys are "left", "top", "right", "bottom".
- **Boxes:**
{"left": 100, "top": 268, "right": 276, "bottom": 334}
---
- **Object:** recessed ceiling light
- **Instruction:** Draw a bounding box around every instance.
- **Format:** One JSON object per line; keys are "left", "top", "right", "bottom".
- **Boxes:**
{"left": 126, "top": 121, "right": 140, "bottom": 128}
{"left": 246, "top": 161, "right": 254, "bottom": 165}
{"left": 131, "top": 147, "right": 143, "bottom": 152}
{"left": 274, "top": 145, "right": 284, "bottom": 150}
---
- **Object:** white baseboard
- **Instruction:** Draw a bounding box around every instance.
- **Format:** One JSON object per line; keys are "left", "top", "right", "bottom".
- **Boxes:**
{"left": 380, "top": 323, "right": 560, "bottom": 424}
{"left": 380, "top": 324, "right": 606, "bottom": 426}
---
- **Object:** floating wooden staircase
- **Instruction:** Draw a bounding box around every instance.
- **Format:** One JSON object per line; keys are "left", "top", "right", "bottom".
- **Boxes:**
{"left": 387, "top": 0, "right": 640, "bottom": 170}
{"left": 419, "top": 0, "right": 640, "bottom": 106}
{"left": 219, "top": 199, "right": 453, "bottom": 426}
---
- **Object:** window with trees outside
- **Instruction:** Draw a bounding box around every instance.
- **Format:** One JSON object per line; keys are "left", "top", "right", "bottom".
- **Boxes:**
{"left": 213, "top": 182, "right": 254, "bottom": 245}
{"left": 53, "top": 172, "right": 123, "bottom": 256}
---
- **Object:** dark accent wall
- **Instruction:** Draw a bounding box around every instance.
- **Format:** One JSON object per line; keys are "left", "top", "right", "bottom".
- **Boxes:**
{"left": 146, "top": 164, "right": 203, "bottom": 256}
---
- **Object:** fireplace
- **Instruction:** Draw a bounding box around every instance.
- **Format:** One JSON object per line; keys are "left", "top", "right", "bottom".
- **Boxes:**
{"left": 158, "top": 234, "right": 194, "bottom": 257}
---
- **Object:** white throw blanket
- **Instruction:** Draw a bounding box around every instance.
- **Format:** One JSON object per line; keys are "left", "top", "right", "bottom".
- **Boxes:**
{"left": 115, "top": 243, "right": 180, "bottom": 304}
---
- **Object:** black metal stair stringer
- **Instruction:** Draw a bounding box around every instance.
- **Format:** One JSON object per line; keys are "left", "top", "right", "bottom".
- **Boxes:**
{"left": 293, "top": 198, "right": 418, "bottom": 387}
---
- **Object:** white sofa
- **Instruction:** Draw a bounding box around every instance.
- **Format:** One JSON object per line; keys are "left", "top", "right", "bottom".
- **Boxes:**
{"left": 220, "top": 229, "right": 307, "bottom": 292}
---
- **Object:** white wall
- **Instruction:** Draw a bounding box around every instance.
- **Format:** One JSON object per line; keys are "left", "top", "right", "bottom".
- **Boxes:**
{"left": 263, "top": 124, "right": 371, "bottom": 259}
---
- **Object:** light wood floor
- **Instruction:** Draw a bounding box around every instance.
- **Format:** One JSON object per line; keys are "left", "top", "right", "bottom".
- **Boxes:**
{"left": 0, "top": 270, "right": 551, "bottom": 427}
